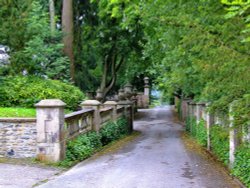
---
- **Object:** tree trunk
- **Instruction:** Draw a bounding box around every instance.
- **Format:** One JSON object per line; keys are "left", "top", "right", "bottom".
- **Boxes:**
{"left": 99, "top": 54, "right": 124, "bottom": 101}
{"left": 49, "top": 0, "right": 56, "bottom": 34}
{"left": 62, "top": 0, "right": 75, "bottom": 82}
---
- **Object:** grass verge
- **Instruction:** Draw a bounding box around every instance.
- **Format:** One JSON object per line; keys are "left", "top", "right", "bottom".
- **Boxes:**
{"left": 0, "top": 107, "right": 36, "bottom": 117}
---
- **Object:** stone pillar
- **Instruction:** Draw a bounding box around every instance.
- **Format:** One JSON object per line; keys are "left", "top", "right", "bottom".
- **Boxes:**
{"left": 35, "top": 99, "right": 66, "bottom": 162}
{"left": 143, "top": 77, "right": 150, "bottom": 108}
{"left": 144, "top": 77, "right": 150, "bottom": 96}
{"left": 196, "top": 104, "right": 201, "bottom": 124}
{"left": 206, "top": 103, "right": 214, "bottom": 151}
{"left": 182, "top": 99, "right": 191, "bottom": 121}
{"left": 103, "top": 101, "right": 118, "bottom": 121}
{"left": 189, "top": 102, "right": 196, "bottom": 134}
{"left": 118, "top": 100, "right": 134, "bottom": 133}
{"left": 81, "top": 100, "right": 101, "bottom": 132}
{"left": 131, "top": 97, "right": 138, "bottom": 113}
{"left": 196, "top": 103, "right": 206, "bottom": 123}
{"left": 229, "top": 103, "right": 239, "bottom": 168}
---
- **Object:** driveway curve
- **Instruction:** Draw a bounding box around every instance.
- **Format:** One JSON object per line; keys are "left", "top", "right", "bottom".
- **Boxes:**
{"left": 38, "top": 106, "right": 240, "bottom": 188}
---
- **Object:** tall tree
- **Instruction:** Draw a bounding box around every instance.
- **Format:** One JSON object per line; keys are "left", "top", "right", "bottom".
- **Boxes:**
{"left": 49, "top": 0, "right": 56, "bottom": 34}
{"left": 86, "top": 0, "right": 143, "bottom": 99}
{"left": 62, "top": 0, "right": 74, "bottom": 82}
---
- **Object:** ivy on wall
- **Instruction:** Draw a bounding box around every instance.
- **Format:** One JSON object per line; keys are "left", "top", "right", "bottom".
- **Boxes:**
{"left": 233, "top": 143, "right": 250, "bottom": 187}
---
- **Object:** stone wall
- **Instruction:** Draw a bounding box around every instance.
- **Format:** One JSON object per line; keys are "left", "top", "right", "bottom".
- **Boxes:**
{"left": 136, "top": 93, "right": 149, "bottom": 109}
{"left": 177, "top": 98, "right": 250, "bottom": 168}
{"left": 0, "top": 118, "right": 37, "bottom": 158}
{"left": 0, "top": 99, "right": 134, "bottom": 162}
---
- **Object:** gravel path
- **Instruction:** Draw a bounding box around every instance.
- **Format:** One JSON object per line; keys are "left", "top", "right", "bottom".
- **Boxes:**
{"left": 0, "top": 163, "right": 60, "bottom": 188}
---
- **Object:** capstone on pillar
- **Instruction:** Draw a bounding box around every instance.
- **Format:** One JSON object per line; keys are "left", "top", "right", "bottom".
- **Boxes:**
{"left": 81, "top": 100, "right": 101, "bottom": 132}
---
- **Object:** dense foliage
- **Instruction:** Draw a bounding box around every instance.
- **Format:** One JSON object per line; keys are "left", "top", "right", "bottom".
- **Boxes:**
{"left": 222, "top": 0, "right": 250, "bottom": 42}
{"left": 100, "top": 118, "right": 129, "bottom": 145}
{"left": 231, "top": 94, "right": 250, "bottom": 130}
{"left": 141, "top": 0, "right": 250, "bottom": 115}
{"left": 185, "top": 117, "right": 207, "bottom": 147}
{"left": 210, "top": 125, "right": 229, "bottom": 165}
{"left": 0, "top": 76, "right": 84, "bottom": 110}
{"left": 61, "top": 131, "right": 102, "bottom": 167}
{"left": 186, "top": 118, "right": 229, "bottom": 165}
{"left": 0, "top": 0, "right": 70, "bottom": 81}
{"left": 232, "top": 143, "right": 250, "bottom": 187}
{"left": 60, "top": 117, "right": 129, "bottom": 167}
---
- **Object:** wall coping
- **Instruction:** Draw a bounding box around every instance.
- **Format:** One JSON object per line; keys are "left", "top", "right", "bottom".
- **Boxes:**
{"left": 118, "top": 100, "right": 133, "bottom": 105}
{"left": 100, "top": 107, "right": 113, "bottom": 113}
{"left": 0, "top": 118, "right": 36, "bottom": 123}
{"left": 81, "top": 100, "right": 101, "bottom": 106}
{"left": 65, "top": 109, "right": 94, "bottom": 120}
{"left": 104, "top": 101, "right": 118, "bottom": 105}
{"left": 35, "top": 99, "right": 66, "bottom": 108}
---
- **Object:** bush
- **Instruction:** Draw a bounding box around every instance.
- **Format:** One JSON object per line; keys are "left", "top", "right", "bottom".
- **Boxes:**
{"left": 100, "top": 118, "right": 129, "bottom": 145}
{"left": 210, "top": 125, "right": 229, "bottom": 165}
{"left": 60, "top": 131, "right": 102, "bottom": 167}
{"left": 232, "top": 143, "right": 250, "bottom": 187}
{"left": 0, "top": 76, "right": 85, "bottom": 110}
{"left": 185, "top": 116, "right": 196, "bottom": 135}
{"left": 196, "top": 119, "right": 207, "bottom": 147}
{"left": 186, "top": 116, "right": 207, "bottom": 147}
{"left": 59, "top": 117, "right": 129, "bottom": 167}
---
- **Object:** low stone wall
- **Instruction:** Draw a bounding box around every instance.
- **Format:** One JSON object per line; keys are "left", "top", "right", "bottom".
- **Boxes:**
{"left": 137, "top": 93, "right": 149, "bottom": 108}
{"left": 0, "top": 118, "right": 37, "bottom": 158}
{"left": 177, "top": 98, "right": 250, "bottom": 168}
{"left": 0, "top": 99, "right": 134, "bottom": 162}
{"left": 65, "top": 109, "right": 95, "bottom": 140}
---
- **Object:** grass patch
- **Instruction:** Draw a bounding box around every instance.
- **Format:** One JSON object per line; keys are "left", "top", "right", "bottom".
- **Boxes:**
{"left": 0, "top": 107, "right": 73, "bottom": 118}
{"left": 0, "top": 107, "right": 36, "bottom": 117}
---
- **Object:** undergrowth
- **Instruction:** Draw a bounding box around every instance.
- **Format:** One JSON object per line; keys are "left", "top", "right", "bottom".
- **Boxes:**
{"left": 210, "top": 125, "right": 229, "bottom": 165}
{"left": 58, "top": 117, "right": 129, "bottom": 167}
{"left": 232, "top": 143, "right": 250, "bottom": 187}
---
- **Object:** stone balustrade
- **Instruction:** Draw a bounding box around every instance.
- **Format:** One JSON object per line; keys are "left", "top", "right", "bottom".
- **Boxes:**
{"left": 0, "top": 99, "right": 134, "bottom": 162}
{"left": 65, "top": 109, "right": 95, "bottom": 140}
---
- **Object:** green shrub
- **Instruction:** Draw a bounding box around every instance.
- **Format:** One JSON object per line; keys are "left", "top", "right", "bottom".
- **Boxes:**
{"left": 116, "top": 118, "right": 130, "bottom": 135}
{"left": 196, "top": 119, "right": 207, "bottom": 147}
{"left": 60, "top": 131, "right": 102, "bottom": 167}
{"left": 100, "top": 117, "right": 129, "bottom": 145}
{"left": 232, "top": 143, "right": 250, "bottom": 187}
{"left": 186, "top": 116, "right": 197, "bottom": 136}
{"left": 59, "top": 117, "right": 129, "bottom": 167}
{"left": 185, "top": 116, "right": 192, "bottom": 132}
{"left": 176, "top": 99, "right": 182, "bottom": 118}
{"left": 0, "top": 76, "right": 85, "bottom": 110}
{"left": 210, "top": 125, "right": 229, "bottom": 165}
{"left": 186, "top": 116, "right": 207, "bottom": 147}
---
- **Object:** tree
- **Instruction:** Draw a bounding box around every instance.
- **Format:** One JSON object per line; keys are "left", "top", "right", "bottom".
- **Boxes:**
{"left": 0, "top": 0, "right": 70, "bottom": 81}
{"left": 141, "top": 0, "right": 250, "bottom": 114}
{"left": 62, "top": 0, "right": 74, "bottom": 82}
{"left": 49, "top": 0, "right": 56, "bottom": 34}
{"left": 221, "top": 0, "right": 250, "bottom": 42}
{"left": 84, "top": 0, "right": 144, "bottom": 99}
